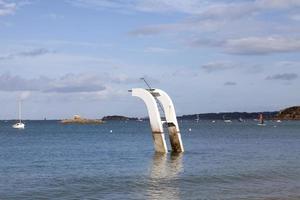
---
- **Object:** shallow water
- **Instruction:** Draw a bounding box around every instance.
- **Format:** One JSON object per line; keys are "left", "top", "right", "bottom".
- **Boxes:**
{"left": 0, "top": 120, "right": 300, "bottom": 200}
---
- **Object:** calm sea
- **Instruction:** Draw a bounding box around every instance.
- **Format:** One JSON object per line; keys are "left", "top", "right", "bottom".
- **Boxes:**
{"left": 0, "top": 120, "right": 299, "bottom": 200}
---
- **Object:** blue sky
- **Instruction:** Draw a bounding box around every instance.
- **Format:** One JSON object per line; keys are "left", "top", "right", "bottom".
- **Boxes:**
{"left": 0, "top": 0, "right": 300, "bottom": 119}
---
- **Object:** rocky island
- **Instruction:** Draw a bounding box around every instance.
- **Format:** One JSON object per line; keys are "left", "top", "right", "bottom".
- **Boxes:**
{"left": 276, "top": 106, "right": 300, "bottom": 120}
{"left": 61, "top": 115, "right": 104, "bottom": 124}
{"left": 101, "top": 115, "right": 138, "bottom": 121}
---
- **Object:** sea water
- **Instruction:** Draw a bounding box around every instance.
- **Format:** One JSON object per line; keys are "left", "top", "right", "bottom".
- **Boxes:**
{"left": 0, "top": 120, "right": 299, "bottom": 200}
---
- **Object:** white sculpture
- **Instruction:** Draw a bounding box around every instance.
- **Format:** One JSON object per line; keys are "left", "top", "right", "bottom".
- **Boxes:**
{"left": 131, "top": 88, "right": 184, "bottom": 153}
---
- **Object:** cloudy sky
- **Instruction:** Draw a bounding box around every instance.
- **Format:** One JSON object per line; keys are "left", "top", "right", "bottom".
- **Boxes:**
{"left": 0, "top": 0, "right": 300, "bottom": 119}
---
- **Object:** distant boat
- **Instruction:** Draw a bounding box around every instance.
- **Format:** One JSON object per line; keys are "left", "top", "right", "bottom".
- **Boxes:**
{"left": 137, "top": 118, "right": 143, "bottom": 122}
{"left": 195, "top": 114, "right": 200, "bottom": 123}
{"left": 12, "top": 101, "right": 25, "bottom": 129}
{"left": 276, "top": 119, "right": 282, "bottom": 123}
{"left": 257, "top": 113, "right": 266, "bottom": 126}
{"left": 238, "top": 117, "right": 244, "bottom": 122}
{"left": 223, "top": 115, "right": 232, "bottom": 123}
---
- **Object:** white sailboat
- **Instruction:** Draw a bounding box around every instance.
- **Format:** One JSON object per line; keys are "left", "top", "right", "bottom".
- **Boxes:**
{"left": 195, "top": 114, "right": 200, "bottom": 123}
{"left": 12, "top": 101, "right": 25, "bottom": 129}
{"left": 257, "top": 113, "right": 266, "bottom": 126}
{"left": 223, "top": 115, "right": 232, "bottom": 123}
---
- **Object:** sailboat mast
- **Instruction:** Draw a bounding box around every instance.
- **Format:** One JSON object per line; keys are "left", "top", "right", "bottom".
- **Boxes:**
{"left": 19, "top": 100, "right": 21, "bottom": 123}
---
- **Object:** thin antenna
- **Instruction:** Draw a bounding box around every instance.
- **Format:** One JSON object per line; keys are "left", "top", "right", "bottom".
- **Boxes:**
{"left": 140, "top": 77, "right": 152, "bottom": 89}
{"left": 140, "top": 77, "right": 166, "bottom": 119}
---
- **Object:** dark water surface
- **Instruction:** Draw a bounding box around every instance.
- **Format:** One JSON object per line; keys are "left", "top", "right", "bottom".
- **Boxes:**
{"left": 0, "top": 120, "right": 300, "bottom": 200}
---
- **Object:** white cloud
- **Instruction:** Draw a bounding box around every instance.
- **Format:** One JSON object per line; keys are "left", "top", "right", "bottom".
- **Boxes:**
{"left": 129, "top": 24, "right": 175, "bottom": 36}
{"left": 130, "top": 18, "right": 226, "bottom": 36}
{"left": 191, "top": 2, "right": 256, "bottom": 19}
{"left": 144, "top": 47, "right": 175, "bottom": 53}
{"left": 0, "top": 72, "right": 140, "bottom": 96}
{"left": 70, "top": 0, "right": 292, "bottom": 16}
{"left": 0, "top": 73, "right": 106, "bottom": 93}
{"left": 266, "top": 73, "right": 298, "bottom": 80}
{"left": 200, "top": 61, "right": 266, "bottom": 74}
{"left": 69, "top": 0, "right": 300, "bottom": 57}
{"left": 224, "top": 36, "right": 300, "bottom": 55}
{"left": 0, "top": 0, "right": 16, "bottom": 16}
{"left": 67, "top": 0, "right": 136, "bottom": 11}
{"left": 135, "top": 0, "right": 208, "bottom": 14}
{"left": 0, "top": 48, "right": 53, "bottom": 60}
{"left": 68, "top": 0, "right": 207, "bottom": 14}
{"left": 45, "top": 74, "right": 106, "bottom": 93}
{"left": 69, "top": 0, "right": 300, "bottom": 16}
{"left": 290, "top": 14, "right": 300, "bottom": 21}
{"left": 201, "top": 61, "right": 237, "bottom": 73}
{"left": 124, "top": 0, "right": 300, "bottom": 56}
{"left": 0, "top": 73, "right": 48, "bottom": 91}
{"left": 188, "top": 36, "right": 300, "bottom": 55}
{"left": 224, "top": 81, "right": 237, "bottom": 86}
{"left": 44, "top": 13, "right": 64, "bottom": 20}
{"left": 256, "top": 0, "right": 300, "bottom": 9}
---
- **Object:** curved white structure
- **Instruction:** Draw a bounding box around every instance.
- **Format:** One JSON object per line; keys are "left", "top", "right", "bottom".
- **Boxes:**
{"left": 131, "top": 88, "right": 184, "bottom": 153}
{"left": 132, "top": 88, "right": 168, "bottom": 153}
{"left": 155, "top": 89, "right": 184, "bottom": 152}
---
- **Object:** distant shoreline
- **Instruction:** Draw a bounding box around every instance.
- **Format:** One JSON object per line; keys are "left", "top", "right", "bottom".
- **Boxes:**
{"left": 0, "top": 112, "right": 278, "bottom": 121}
{"left": 2, "top": 106, "right": 299, "bottom": 121}
{"left": 178, "top": 111, "right": 278, "bottom": 120}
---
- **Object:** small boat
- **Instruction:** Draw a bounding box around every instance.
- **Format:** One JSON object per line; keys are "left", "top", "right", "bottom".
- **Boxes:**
{"left": 12, "top": 122, "right": 25, "bottom": 129}
{"left": 257, "top": 113, "right": 266, "bottom": 126}
{"left": 12, "top": 100, "right": 25, "bottom": 129}
{"left": 223, "top": 115, "right": 232, "bottom": 123}
{"left": 276, "top": 119, "right": 282, "bottom": 123}
{"left": 195, "top": 114, "right": 200, "bottom": 123}
{"left": 238, "top": 117, "right": 244, "bottom": 122}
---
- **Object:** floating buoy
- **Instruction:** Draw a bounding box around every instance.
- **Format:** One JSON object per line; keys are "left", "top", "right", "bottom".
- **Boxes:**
{"left": 188, "top": 128, "right": 192, "bottom": 132}
{"left": 110, "top": 130, "right": 113, "bottom": 133}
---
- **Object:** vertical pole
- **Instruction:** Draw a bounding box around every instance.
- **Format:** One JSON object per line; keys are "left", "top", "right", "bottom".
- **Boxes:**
{"left": 19, "top": 100, "right": 21, "bottom": 123}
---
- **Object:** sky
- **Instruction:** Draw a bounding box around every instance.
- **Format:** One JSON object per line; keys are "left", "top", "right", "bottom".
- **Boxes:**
{"left": 0, "top": 0, "right": 300, "bottom": 119}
